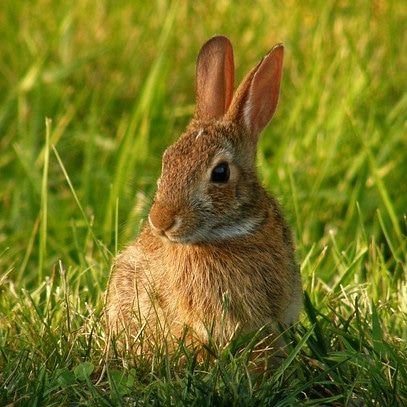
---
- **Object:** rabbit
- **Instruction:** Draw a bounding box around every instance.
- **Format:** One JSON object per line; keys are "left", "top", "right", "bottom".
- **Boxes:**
{"left": 105, "top": 35, "right": 302, "bottom": 350}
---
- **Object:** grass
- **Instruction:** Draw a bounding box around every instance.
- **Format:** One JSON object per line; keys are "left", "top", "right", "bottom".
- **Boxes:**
{"left": 0, "top": 0, "right": 406, "bottom": 405}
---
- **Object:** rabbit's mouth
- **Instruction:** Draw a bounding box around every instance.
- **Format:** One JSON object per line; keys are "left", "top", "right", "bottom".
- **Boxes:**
{"left": 164, "top": 233, "right": 197, "bottom": 245}
{"left": 149, "top": 208, "right": 208, "bottom": 244}
{"left": 153, "top": 222, "right": 208, "bottom": 245}
{"left": 160, "top": 216, "right": 262, "bottom": 245}
{"left": 160, "top": 225, "right": 206, "bottom": 245}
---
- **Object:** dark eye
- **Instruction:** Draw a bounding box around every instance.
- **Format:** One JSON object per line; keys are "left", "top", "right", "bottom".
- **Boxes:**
{"left": 211, "top": 162, "right": 230, "bottom": 183}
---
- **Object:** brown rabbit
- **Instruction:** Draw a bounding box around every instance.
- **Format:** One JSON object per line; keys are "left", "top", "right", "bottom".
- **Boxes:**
{"left": 106, "top": 36, "right": 302, "bottom": 350}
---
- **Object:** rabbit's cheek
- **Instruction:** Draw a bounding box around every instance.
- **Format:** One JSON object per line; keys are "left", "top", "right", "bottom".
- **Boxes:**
{"left": 206, "top": 184, "right": 236, "bottom": 213}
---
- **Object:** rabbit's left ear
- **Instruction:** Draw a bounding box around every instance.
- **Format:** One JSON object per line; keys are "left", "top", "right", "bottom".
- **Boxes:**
{"left": 226, "top": 44, "right": 284, "bottom": 140}
{"left": 195, "top": 36, "right": 234, "bottom": 121}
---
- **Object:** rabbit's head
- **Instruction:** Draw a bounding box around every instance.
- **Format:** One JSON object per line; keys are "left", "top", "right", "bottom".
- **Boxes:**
{"left": 148, "top": 36, "right": 283, "bottom": 244}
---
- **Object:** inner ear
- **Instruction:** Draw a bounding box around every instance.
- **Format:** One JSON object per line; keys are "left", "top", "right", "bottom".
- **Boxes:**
{"left": 226, "top": 44, "right": 284, "bottom": 140}
{"left": 195, "top": 36, "right": 235, "bottom": 121}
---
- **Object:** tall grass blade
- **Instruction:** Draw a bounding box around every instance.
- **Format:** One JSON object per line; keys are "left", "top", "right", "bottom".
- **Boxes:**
{"left": 38, "top": 118, "right": 51, "bottom": 282}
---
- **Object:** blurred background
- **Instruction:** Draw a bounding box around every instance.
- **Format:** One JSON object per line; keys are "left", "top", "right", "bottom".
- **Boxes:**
{"left": 0, "top": 2, "right": 406, "bottom": 403}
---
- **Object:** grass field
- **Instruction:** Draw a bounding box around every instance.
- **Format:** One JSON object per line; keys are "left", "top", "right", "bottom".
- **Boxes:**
{"left": 1, "top": 0, "right": 406, "bottom": 405}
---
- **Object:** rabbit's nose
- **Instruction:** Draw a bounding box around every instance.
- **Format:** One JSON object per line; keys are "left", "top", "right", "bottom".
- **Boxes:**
{"left": 148, "top": 202, "right": 178, "bottom": 234}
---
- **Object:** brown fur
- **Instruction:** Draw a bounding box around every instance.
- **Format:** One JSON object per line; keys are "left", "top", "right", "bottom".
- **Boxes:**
{"left": 105, "top": 36, "right": 302, "bottom": 351}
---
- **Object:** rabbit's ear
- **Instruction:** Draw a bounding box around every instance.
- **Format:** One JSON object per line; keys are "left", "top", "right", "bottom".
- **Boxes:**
{"left": 195, "top": 36, "right": 234, "bottom": 121}
{"left": 226, "top": 44, "right": 283, "bottom": 140}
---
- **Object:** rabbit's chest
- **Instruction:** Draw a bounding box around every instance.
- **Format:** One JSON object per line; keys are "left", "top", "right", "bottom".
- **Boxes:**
{"left": 157, "top": 247, "right": 287, "bottom": 326}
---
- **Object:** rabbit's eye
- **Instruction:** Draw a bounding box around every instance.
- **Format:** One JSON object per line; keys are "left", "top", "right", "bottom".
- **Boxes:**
{"left": 211, "top": 162, "right": 230, "bottom": 183}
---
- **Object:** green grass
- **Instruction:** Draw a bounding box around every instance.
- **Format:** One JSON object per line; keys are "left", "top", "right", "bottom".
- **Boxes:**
{"left": 1, "top": 0, "right": 406, "bottom": 405}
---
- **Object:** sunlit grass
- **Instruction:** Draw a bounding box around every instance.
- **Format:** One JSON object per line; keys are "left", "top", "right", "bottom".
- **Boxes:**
{"left": 0, "top": 0, "right": 406, "bottom": 405}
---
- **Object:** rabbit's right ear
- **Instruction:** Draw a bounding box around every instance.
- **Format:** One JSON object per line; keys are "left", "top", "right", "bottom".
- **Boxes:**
{"left": 195, "top": 36, "right": 234, "bottom": 121}
{"left": 226, "top": 44, "right": 284, "bottom": 141}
